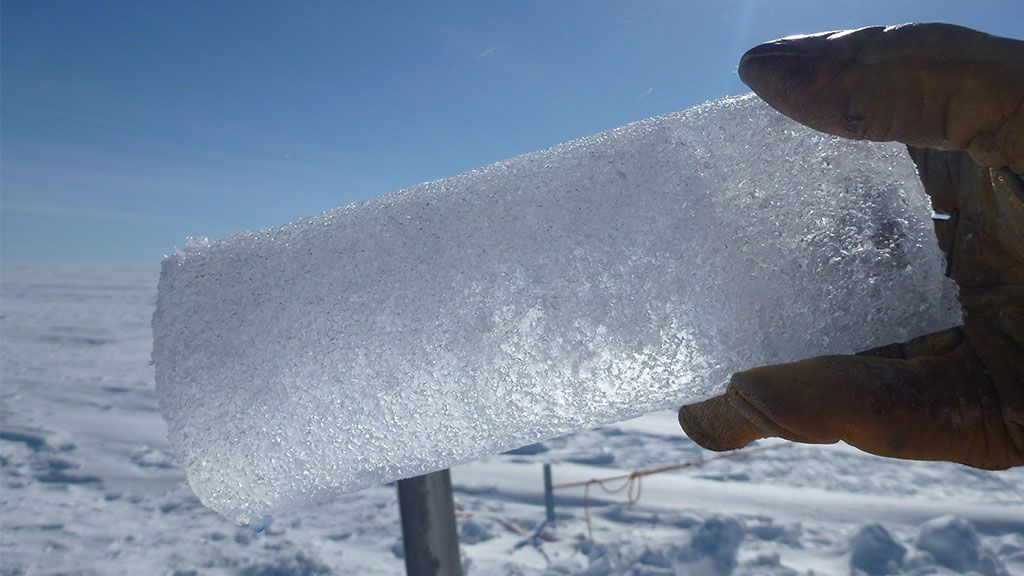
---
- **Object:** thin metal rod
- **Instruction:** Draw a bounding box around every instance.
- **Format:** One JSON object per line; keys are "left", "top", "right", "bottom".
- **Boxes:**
{"left": 397, "top": 469, "right": 463, "bottom": 576}
{"left": 543, "top": 463, "right": 555, "bottom": 523}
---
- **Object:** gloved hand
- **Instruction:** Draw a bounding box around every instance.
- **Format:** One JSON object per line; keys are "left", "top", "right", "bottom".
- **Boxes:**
{"left": 678, "top": 23, "right": 1024, "bottom": 470}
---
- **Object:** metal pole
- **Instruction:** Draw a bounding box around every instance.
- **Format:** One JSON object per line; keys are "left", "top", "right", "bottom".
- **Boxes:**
{"left": 543, "top": 463, "right": 555, "bottom": 523}
{"left": 397, "top": 469, "right": 463, "bottom": 576}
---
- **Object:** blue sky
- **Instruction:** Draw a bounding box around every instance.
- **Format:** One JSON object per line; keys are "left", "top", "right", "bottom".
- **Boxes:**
{"left": 3, "top": 1, "right": 1022, "bottom": 262}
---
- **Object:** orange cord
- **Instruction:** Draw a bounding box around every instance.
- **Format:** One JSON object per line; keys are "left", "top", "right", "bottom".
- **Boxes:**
{"left": 555, "top": 444, "right": 789, "bottom": 539}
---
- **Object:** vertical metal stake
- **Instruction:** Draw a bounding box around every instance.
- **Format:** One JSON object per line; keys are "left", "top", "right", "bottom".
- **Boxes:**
{"left": 543, "top": 463, "right": 555, "bottom": 523}
{"left": 397, "top": 469, "right": 463, "bottom": 576}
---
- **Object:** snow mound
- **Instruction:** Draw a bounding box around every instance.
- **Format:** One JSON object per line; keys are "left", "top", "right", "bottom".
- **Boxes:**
{"left": 916, "top": 516, "right": 1007, "bottom": 576}
{"left": 153, "top": 94, "right": 960, "bottom": 523}
{"left": 680, "top": 516, "right": 745, "bottom": 575}
{"left": 850, "top": 523, "right": 906, "bottom": 575}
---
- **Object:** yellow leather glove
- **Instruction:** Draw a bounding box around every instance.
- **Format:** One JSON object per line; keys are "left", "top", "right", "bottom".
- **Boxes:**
{"left": 678, "top": 23, "right": 1024, "bottom": 470}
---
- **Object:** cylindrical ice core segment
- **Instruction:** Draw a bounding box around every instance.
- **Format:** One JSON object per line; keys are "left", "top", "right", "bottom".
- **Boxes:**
{"left": 152, "top": 95, "right": 960, "bottom": 524}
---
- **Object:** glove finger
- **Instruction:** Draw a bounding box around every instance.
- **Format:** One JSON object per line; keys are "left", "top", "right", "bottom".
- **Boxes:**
{"left": 739, "top": 23, "right": 1024, "bottom": 173}
{"left": 681, "top": 327, "right": 962, "bottom": 450}
{"left": 678, "top": 393, "right": 768, "bottom": 452}
{"left": 681, "top": 341, "right": 1022, "bottom": 469}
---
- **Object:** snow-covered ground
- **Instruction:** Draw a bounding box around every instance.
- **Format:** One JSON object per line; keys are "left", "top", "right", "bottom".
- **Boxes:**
{"left": 2, "top": 262, "right": 1022, "bottom": 575}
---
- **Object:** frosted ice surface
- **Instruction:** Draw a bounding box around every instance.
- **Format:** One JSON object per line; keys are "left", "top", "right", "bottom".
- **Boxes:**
{"left": 153, "top": 95, "right": 960, "bottom": 524}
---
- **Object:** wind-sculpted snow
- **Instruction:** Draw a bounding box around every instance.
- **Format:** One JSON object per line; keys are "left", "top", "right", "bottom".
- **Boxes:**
{"left": 152, "top": 95, "right": 960, "bottom": 524}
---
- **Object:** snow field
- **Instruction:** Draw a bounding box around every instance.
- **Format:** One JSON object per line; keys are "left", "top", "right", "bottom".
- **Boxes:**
{"left": 3, "top": 264, "right": 1022, "bottom": 575}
